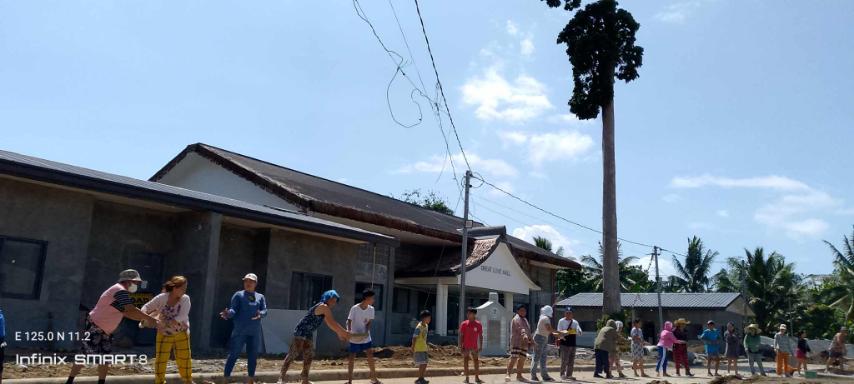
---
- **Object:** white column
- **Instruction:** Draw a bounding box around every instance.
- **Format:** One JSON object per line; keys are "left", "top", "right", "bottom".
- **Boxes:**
{"left": 436, "top": 284, "right": 449, "bottom": 336}
{"left": 504, "top": 292, "right": 514, "bottom": 314}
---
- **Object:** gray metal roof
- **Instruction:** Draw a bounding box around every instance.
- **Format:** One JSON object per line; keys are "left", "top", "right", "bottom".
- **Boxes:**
{"left": 0, "top": 149, "right": 396, "bottom": 245}
{"left": 556, "top": 292, "right": 744, "bottom": 309}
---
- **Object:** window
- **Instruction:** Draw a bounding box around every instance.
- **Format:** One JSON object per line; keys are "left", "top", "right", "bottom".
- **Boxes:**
{"left": 354, "top": 282, "right": 383, "bottom": 311}
{"left": 393, "top": 287, "right": 411, "bottom": 313}
{"left": 289, "top": 272, "right": 333, "bottom": 310}
{"left": 0, "top": 236, "right": 47, "bottom": 300}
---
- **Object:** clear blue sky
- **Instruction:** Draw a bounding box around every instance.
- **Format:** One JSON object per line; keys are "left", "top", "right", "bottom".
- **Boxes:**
{"left": 2, "top": 1, "right": 852, "bottom": 277}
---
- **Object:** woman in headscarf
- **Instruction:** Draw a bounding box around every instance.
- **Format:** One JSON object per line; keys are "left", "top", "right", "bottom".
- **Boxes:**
{"left": 277, "top": 290, "right": 350, "bottom": 384}
{"left": 724, "top": 322, "right": 740, "bottom": 376}
{"left": 610, "top": 320, "right": 627, "bottom": 378}
{"left": 656, "top": 321, "right": 679, "bottom": 377}
{"left": 530, "top": 305, "right": 555, "bottom": 381}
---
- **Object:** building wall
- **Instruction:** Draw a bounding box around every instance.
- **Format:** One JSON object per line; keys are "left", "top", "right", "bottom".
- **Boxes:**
{"left": 0, "top": 178, "right": 95, "bottom": 350}
{"left": 265, "top": 229, "right": 363, "bottom": 357}
{"left": 156, "top": 152, "right": 299, "bottom": 211}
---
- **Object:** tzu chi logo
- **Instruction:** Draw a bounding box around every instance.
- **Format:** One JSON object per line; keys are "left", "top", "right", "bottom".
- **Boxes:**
{"left": 489, "top": 307, "right": 499, "bottom": 319}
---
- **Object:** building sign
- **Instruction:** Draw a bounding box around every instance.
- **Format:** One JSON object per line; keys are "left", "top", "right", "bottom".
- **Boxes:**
{"left": 462, "top": 243, "right": 541, "bottom": 294}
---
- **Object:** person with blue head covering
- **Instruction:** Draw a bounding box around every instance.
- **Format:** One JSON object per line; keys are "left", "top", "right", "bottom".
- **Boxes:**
{"left": 277, "top": 289, "right": 350, "bottom": 384}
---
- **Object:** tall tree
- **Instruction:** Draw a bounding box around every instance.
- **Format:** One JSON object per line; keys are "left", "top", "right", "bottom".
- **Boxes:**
{"left": 580, "top": 242, "right": 640, "bottom": 291}
{"left": 542, "top": 0, "right": 644, "bottom": 315}
{"left": 672, "top": 236, "right": 718, "bottom": 292}
{"left": 533, "top": 236, "right": 554, "bottom": 253}
{"left": 823, "top": 226, "right": 854, "bottom": 321}
{"left": 742, "top": 247, "right": 799, "bottom": 333}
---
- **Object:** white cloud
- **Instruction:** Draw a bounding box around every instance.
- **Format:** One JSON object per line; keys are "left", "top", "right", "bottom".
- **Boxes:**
{"left": 394, "top": 152, "right": 518, "bottom": 178}
{"left": 631, "top": 255, "right": 679, "bottom": 278}
{"left": 655, "top": 1, "right": 705, "bottom": 24}
{"left": 716, "top": 209, "right": 729, "bottom": 218}
{"left": 672, "top": 174, "right": 840, "bottom": 239}
{"left": 546, "top": 113, "right": 596, "bottom": 126}
{"left": 462, "top": 67, "right": 552, "bottom": 123}
{"left": 520, "top": 37, "right": 535, "bottom": 57}
{"left": 498, "top": 130, "right": 594, "bottom": 166}
{"left": 506, "top": 20, "right": 519, "bottom": 36}
{"left": 670, "top": 174, "right": 811, "bottom": 191}
{"left": 511, "top": 224, "right": 577, "bottom": 257}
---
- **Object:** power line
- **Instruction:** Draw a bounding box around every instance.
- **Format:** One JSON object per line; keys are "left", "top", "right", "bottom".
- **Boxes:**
{"left": 473, "top": 174, "right": 687, "bottom": 257}
{"left": 413, "top": 0, "right": 471, "bottom": 171}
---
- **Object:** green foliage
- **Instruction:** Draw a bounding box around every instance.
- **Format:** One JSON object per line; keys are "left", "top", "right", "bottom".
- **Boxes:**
{"left": 556, "top": 241, "right": 653, "bottom": 296}
{"left": 796, "top": 303, "right": 845, "bottom": 340}
{"left": 533, "top": 236, "right": 553, "bottom": 253}
{"left": 672, "top": 236, "right": 718, "bottom": 292}
{"left": 397, "top": 189, "right": 454, "bottom": 215}
{"left": 823, "top": 226, "right": 854, "bottom": 321}
{"left": 553, "top": 0, "right": 644, "bottom": 119}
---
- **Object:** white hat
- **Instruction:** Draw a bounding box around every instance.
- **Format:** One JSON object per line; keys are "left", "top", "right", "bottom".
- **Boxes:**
{"left": 243, "top": 273, "right": 258, "bottom": 282}
{"left": 541, "top": 305, "right": 554, "bottom": 317}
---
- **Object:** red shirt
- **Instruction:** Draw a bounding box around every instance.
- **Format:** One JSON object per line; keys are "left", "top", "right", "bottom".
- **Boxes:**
{"left": 459, "top": 319, "right": 483, "bottom": 349}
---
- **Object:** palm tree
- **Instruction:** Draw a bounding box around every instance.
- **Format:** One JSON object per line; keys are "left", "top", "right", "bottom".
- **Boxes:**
{"left": 580, "top": 242, "right": 639, "bottom": 291}
{"left": 543, "top": 0, "right": 644, "bottom": 316}
{"left": 741, "top": 247, "right": 799, "bottom": 333}
{"left": 534, "top": 236, "right": 553, "bottom": 252}
{"left": 824, "top": 226, "right": 854, "bottom": 321}
{"left": 672, "top": 236, "right": 718, "bottom": 292}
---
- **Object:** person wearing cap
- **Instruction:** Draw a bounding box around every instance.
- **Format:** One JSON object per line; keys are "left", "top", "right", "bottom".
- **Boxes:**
{"left": 220, "top": 273, "right": 268, "bottom": 384}
{"left": 66, "top": 269, "right": 159, "bottom": 384}
{"left": 556, "top": 307, "right": 582, "bottom": 380}
{"left": 698, "top": 320, "right": 722, "bottom": 376}
{"left": 506, "top": 304, "right": 532, "bottom": 382}
{"left": 141, "top": 276, "right": 192, "bottom": 384}
{"left": 278, "top": 289, "right": 350, "bottom": 384}
{"left": 773, "top": 323, "right": 795, "bottom": 377}
{"left": 826, "top": 326, "right": 848, "bottom": 373}
{"left": 743, "top": 324, "right": 766, "bottom": 376}
{"left": 530, "top": 305, "right": 556, "bottom": 381}
{"left": 672, "top": 318, "right": 693, "bottom": 376}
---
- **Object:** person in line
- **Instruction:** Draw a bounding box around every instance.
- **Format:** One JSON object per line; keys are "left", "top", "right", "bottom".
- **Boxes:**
{"left": 795, "top": 330, "right": 811, "bottom": 376}
{"left": 531, "top": 305, "right": 556, "bottom": 381}
{"left": 610, "top": 320, "right": 627, "bottom": 378}
{"left": 656, "top": 320, "right": 679, "bottom": 377}
{"left": 278, "top": 290, "right": 350, "bottom": 384}
{"left": 699, "top": 320, "right": 722, "bottom": 376}
{"left": 459, "top": 307, "right": 483, "bottom": 384}
{"left": 629, "top": 319, "right": 647, "bottom": 377}
{"left": 556, "top": 307, "right": 582, "bottom": 381}
{"left": 594, "top": 319, "right": 618, "bottom": 379}
{"left": 221, "top": 273, "right": 267, "bottom": 384}
{"left": 413, "top": 310, "right": 432, "bottom": 384}
{"left": 724, "top": 322, "right": 740, "bottom": 376}
{"left": 347, "top": 289, "right": 380, "bottom": 384}
{"left": 743, "top": 324, "right": 766, "bottom": 376}
{"left": 141, "top": 276, "right": 192, "bottom": 384}
{"left": 66, "top": 269, "right": 159, "bottom": 384}
{"left": 826, "top": 326, "right": 848, "bottom": 373}
{"left": 773, "top": 323, "right": 795, "bottom": 377}
{"left": 506, "top": 304, "right": 532, "bottom": 382}
{"left": 672, "top": 318, "right": 693, "bottom": 376}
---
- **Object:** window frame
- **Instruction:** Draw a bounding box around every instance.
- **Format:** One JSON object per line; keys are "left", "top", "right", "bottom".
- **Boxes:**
{"left": 289, "top": 271, "right": 333, "bottom": 311}
{"left": 392, "top": 287, "right": 411, "bottom": 314}
{"left": 0, "top": 235, "right": 48, "bottom": 300}
{"left": 354, "top": 282, "right": 383, "bottom": 311}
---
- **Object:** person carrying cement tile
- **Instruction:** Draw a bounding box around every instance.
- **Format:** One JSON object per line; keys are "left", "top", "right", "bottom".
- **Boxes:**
{"left": 220, "top": 273, "right": 268, "bottom": 384}
{"left": 141, "top": 275, "right": 192, "bottom": 384}
{"left": 773, "top": 323, "right": 796, "bottom": 377}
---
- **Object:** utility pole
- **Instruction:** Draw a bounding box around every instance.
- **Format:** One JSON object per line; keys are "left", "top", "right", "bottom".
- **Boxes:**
{"left": 653, "top": 246, "right": 664, "bottom": 333}
{"left": 741, "top": 260, "right": 748, "bottom": 331}
{"left": 459, "top": 170, "right": 472, "bottom": 327}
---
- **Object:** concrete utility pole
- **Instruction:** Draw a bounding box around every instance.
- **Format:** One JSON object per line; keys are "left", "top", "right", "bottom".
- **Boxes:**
{"left": 459, "top": 170, "right": 472, "bottom": 327}
{"left": 653, "top": 246, "right": 664, "bottom": 333}
{"left": 741, "top": 260, "right": 748, "bottom": 331}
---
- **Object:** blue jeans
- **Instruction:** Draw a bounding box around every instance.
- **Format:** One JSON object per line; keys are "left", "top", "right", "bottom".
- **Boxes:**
{"left": 656, "top": 346, "right": 669, "bottom": 373}
{"left": 224, "top": 333, "right": 260, "bottom": 377}
{"left": 594, "top": 349, "right": 611, "bottom": 376}
{"left": 530, "top": 334, "right": 551, "bottom": 378}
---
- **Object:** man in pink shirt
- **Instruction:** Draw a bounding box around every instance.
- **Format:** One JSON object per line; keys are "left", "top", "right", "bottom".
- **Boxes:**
{"left": 459, "top": 308, "right": 483, "bottom": 384}
{"left": 66, "top": 269, "right": 159, "bottom": 384}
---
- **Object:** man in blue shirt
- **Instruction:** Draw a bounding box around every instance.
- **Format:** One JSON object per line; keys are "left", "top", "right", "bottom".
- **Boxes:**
{"left": 699, "top": 320, "right": 721, "bottom": 377}
{"left": 220, "top": 273, "right": 267, "bottom": 384}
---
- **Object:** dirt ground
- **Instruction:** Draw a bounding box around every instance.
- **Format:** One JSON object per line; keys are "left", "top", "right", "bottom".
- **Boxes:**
{"left": 2, "top": 345, "right": 577, "bottom": 379}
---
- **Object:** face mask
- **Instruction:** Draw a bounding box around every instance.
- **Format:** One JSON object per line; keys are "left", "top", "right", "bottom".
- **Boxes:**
{"left": 128, "top": 283, "right": 139, "bottom": 293}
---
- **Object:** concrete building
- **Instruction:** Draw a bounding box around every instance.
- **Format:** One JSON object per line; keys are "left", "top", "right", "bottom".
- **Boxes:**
{"left": 151, "top": 143, "right": 581, "bottom": 345}
{"left": 0, "top": 149, "right": 395, "bottom": 355}
{"left": 556, "top": 292, "right": 755, "bottom": 345}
